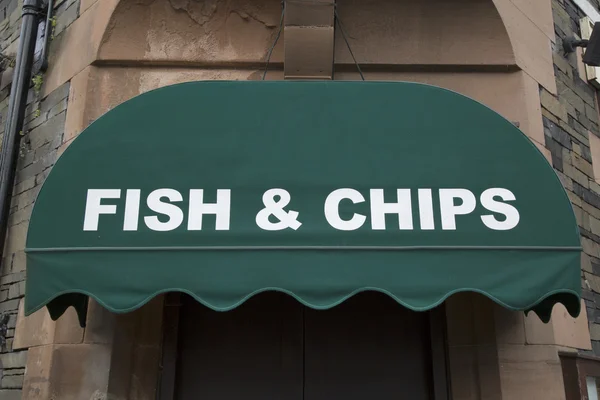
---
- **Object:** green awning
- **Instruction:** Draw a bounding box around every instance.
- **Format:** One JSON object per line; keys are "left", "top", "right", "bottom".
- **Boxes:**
{"left": 25, "top": 81, "right": 582, "bottom": 326}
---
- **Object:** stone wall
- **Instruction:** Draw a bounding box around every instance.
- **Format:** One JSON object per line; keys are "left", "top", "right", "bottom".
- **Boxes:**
{"left": 0, "top": 0, "right": 597, "bottom": 398}
{"left": 0, "top": 0, "right": 80, "bottom": 398}
{"left": 547, "top": 0, "right": 600, "bottom": 355}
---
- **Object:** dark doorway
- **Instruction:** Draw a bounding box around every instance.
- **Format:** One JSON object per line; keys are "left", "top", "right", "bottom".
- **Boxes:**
{"left": 160, "top": 292, "right": 448, "bottom": 400}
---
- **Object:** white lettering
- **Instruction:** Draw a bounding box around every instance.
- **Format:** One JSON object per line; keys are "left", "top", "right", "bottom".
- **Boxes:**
{"left": 370, "top": 189, "right": 413, "bottom": 230}
{"left": 480, "top": 188, "right": 520, "bottom": 230}
{"left": 418, "top": 189, "right": 435, "bottom": 230}
{"left": 188, "top": 189, "right": 231, "bottom": 230}
{"left": 144, "top": 189, "right": 184, "bottom": 231}
{"left": 439, "top": 189, "right": 476, "bottom": 230}
{"left": 324, "top": 188, "right": 366, "bottom": 231}
{"left": 256, "top": 189, "right": 302, "bottom": 231}
{"left": 123, "top": 189, "right": 141, "bottom": 231}
{"left": 83, "top": 189, "right": 121, "bottom": 231}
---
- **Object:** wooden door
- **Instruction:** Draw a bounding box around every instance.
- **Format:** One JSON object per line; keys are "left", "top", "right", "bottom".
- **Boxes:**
{"left": 169, "top": 292, "right": 441, "bottom": 400}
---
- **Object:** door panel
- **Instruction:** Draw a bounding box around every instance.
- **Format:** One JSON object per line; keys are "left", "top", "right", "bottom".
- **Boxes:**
{"left": 174, "top": 292, "right": 304, "bottom": 400}
{"left": 304, "top": 292, "right": 433, "bottom": 400}
{"left": 172, "top": 291, "right": 436, "bottom": 400}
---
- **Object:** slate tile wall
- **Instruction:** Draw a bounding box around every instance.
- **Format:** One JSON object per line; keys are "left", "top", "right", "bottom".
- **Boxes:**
{"left": 548, "top": 0, "right": 600, "bottom": 355}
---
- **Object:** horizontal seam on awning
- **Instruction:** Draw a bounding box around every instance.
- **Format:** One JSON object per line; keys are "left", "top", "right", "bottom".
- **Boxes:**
{"left": 25, "top": 245, "right": 584, "bottom": 253}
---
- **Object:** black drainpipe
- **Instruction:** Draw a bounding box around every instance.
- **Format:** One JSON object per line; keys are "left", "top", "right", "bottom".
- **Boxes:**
{"left": 0, "top": 0, "right": 43, "bottom": 264}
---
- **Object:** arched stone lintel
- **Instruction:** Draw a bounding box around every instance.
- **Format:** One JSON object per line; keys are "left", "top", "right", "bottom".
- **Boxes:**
{"left": 41, "top": 0, "right": 557, "bottom": 96}
{"left": 492, "top": 0, "right": 557, "bottom": 93}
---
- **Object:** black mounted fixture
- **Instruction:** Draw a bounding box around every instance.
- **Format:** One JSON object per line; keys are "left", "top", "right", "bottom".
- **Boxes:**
{"left": 564, "top": 21, "right": 600, "bottom": 66}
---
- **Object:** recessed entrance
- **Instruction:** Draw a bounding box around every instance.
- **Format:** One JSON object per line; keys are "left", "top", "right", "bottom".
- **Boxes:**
{"left": 161, "top": 292, "right": 448, "bottom": 400}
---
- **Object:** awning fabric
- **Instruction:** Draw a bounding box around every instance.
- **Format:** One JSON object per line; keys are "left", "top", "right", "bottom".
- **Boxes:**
{"left": 24, "top": 81, "right": 582, "bottom": 326}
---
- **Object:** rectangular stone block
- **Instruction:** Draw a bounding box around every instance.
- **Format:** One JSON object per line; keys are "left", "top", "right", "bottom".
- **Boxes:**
{"left": 7, "top": 314, "right": 16, "bottom": 330}
{"left": 14, "top": 298, "right": 83, "bottom": 350}
{"left": 1, "top": 374, "right": 23, "bottom": 388}
{"left": 15, "top": 161, "right": 43, "bottom": 185}
{"left": 24, "top": 109, "right": 47, "bottom": 133}
{"left": 0, "top": 390, "right": 22, "bottom": 400}
{"left": 567, "top": 190, "right": 582, "bottom": 207}
{"left": 582, "top": 236, "right": 600, "bottom": 257}
{"left": 564, "top": 163, "right": 589, "bottom": 188}
{"left": 8, "top": 204, "right": 32, "bottom": 227}
{"left": 552, "top": 2, "right": 573, "bottom": 35}
{"left": 593, "top": 259, "right": 600, "bottom": 275}
{"left": 572, "top": 204, "right": 585, "bottom": 227}
{"left": 585, "top": 272, "right": 600, "bottom": 292}
{"left": 0, "top": 351, "right": 27, "bottom": 369}
{"left": 7, "top": 281, "right": 24, "bottom": 299}
{"left": 541, "top": 90, "right": 568, "bottom": 122}
{"left": 41, "top": 82, "right": 70, "bottom": 112}
{"left": 554, "top": 53, "right": 573, "bottom": 77}
{"left": 573, "top": 152, "right": 594, "bottom": 177}
{"left": 50, "top": 344, "right": 112, "bottom": 399}
{"left": 587, "top": 103, "right": 600, "bottom": 124}
{"left": 544, "top": 119, "right": 572, "bottom": 148}
{"left": 557, "top": 81, "right": 586, "bottom": 111}
{"left": 582, "top": 288, "right": 594, "bottom": 301}
{"left": 498, "top": 344, "right": 565, "bottom": 400}
{"left": 12, "top": 177, "right": 34, "bottom": 196}
{"left": 28, "top": 112, "right": 66, "bottom": 151}
{"left": 580, "top": 185, "right": 600, "bottom": 208}
{"left": 22, "top": 345, "right": 52, "bottom": 400}
{"left": 562, "top": 146, "right": 573, "bottom": 165}
{"left": 552, "top": 301, "right": 592, "bottom": 350}
{"left": 591, "top": 216, "right": 600, "bottom": 236}
{"left": 580, "top": 114, "right": 596, "bottom": 133}
{"left": 546, "top": 134, "right": 564, "bottom": 156}
{"left": 562, "top": 119, "right": 590, "bottom": 146}
{"left": 0, "top": 299, "right": 20, "bottom": 314}
{"left": 583, "top": 200, "right": 600, "bottom": 218}
{"left": 556, "top": 170, "right": 573, "bottom": 191}
{"left": 55, "top": 2, "right": 80, "bottom": 38}
{"left": 10, "top": 252, "right": 25, "bottom": 274}
{"left": 47, "top": 98, "right": 68, "bottom": 120}
{"left": 542, "top": 108, "right": 559, "bottom": 125}
{"left": 12, "top": 187, "right": 40, "bottom": 211}
{"left": 552, "top": 152, "right": 563, "bottom": 171}
{"left": 591, "top": 323, "right": 600, "bottom": 341}
{"left": 568, "top": 116, "right": 592, "bottom": 139}
{"left": 16, "top": 150, "right": 34, "bottom": 173}
{"left": 0, "top": 272, "right": 25, "bottom": 286}
{"left": 574, "top": 71, "right": 597, "bottom": 106}
{"left": 32, "top": 143, "right": 50, "bottom": 163}
{"left": 3, "top": 339, "right": 14, "bottom": 354}
{"left": 583, "top": 253, "right": 593, "bottom": 273}
{"left": 3, "top": 369, "right": 25, "bottom": 377}
{"left": 581, "top": 228, "right": 600, "bottom": 244}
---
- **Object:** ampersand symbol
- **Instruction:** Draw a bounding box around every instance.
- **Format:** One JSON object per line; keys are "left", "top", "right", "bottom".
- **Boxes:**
{"left": 256, "top": 189, "right": 302, "bottom": 231}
